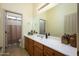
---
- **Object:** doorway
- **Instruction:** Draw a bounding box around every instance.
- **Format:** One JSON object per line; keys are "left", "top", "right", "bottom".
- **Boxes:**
{"left": 39, "top": 19, "right": 46, "bottom": 34}
{"left": 4, "top": 10, "right": 22, "bottom": 48}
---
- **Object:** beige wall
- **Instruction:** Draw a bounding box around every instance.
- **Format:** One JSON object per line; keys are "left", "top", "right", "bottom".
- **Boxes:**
{"left": 45, "top": 3, "right": 77, "bottom": 37}
{"left": 32, "top": 4, "right": 39, "bottom": 33}
{"left": 32, "top": 4, "right": 47, "bottom": 33}
{"left": 0, "top": 3, "right": 34, "bottom": 48}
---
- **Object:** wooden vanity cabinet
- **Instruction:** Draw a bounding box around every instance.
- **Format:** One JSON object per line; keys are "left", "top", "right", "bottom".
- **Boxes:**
{"left": 34, "top": 41, "right": 43, "bottom": 56}
{"left": 25, "top": 36, "right": 65, "bottom": 56}
{"left": 25, "top": 36, "right": 29, "bottom": 51}
{"left": 28, "top": 39, "right": 34, "bottom": 56}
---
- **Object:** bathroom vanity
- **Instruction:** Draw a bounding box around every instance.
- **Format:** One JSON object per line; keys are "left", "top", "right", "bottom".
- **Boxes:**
{"left": 24, "top": 34, "right": 77, "bottom": 56}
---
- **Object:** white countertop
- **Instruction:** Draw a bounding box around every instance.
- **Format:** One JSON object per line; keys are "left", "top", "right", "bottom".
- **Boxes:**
{"left": 24, "top": 34, "right": 77, "bottom": 56}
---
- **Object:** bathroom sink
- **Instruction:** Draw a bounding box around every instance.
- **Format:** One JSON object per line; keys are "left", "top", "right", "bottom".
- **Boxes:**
{"left": 36, "top": 34, "right": 45, "bottom": 39}
{"left": 32, "top": 34, "right": 61, "bottom": 46}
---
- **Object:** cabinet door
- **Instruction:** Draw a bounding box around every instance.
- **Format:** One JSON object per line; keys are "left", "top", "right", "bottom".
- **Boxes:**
{"left": 28, "top": 39, "right": 34, "bottom": 56}
{"left": 34, "top": 45, "right": 43, "bottom": 56}
{"left": 34, "top": 41, "right": 43, "bottom": 56}
{"left": 25, "top": 37, "right": 29, "bottom": 51}
{"left": 44, "top": 46, "right": 55, "bottom": 56}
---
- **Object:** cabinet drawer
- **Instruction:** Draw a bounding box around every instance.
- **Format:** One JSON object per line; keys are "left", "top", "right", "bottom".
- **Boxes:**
{"left": 34, "top": 41, "right": 43, "bottom": 49}
{"left": 44, "top": 46, "right": 55, "bottom": 56}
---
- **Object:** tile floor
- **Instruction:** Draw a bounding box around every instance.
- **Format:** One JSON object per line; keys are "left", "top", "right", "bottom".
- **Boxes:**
{"left": 5, "top": 44, "right": 29, "bottom": 56}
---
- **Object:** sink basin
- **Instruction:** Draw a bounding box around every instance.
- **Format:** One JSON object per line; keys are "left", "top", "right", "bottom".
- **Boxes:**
{"left": 37, "top": 34, "right": 45, "bottom": 38}
{"left": 32, "top": 34, "right": 61, "bottom": 45}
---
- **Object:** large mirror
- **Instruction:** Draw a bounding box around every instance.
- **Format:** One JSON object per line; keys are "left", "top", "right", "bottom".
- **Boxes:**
{"left": 37, "top": 3, "right": 77, "bottom": 37}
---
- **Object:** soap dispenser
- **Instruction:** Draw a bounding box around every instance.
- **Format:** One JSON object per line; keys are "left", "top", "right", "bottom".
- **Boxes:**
{"left": 45, "top": 33, "right": 48, "bottom": 39}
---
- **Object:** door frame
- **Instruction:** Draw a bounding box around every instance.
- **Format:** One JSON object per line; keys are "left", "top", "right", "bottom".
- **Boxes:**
{"left": 3, "top": 10, "right": 23, "bottom": 49}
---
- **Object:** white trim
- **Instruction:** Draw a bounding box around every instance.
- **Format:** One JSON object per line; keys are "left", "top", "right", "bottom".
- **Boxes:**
{"left": 2, "top": 9, "right": 6, "bottom": 53}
